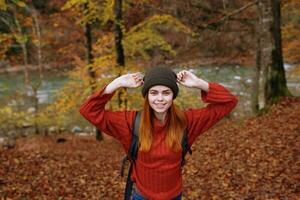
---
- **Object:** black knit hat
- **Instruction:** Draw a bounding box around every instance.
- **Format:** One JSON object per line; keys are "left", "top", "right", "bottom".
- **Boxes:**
{"left": 142, "top": 67, "right": 179, "bottom": 99}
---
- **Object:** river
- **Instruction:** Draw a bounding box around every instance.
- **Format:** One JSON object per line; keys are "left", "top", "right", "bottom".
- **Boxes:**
{"left": 0, "top": 65, "right": 299, "bottom": 117}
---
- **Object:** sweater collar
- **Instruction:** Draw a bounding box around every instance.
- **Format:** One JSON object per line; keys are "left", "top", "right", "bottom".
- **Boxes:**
{"left": 153, "top": 113, "right": 170, "bottom": 130}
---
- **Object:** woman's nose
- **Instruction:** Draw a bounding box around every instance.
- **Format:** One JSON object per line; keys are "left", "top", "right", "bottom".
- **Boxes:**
{"left": 157, "top": 93, "right": 163, "bottom": 100}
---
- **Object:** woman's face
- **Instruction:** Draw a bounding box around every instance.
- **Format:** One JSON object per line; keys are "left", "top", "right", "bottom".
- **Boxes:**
{"left": 148, "top": 85, "right": 173, "bottom": 114}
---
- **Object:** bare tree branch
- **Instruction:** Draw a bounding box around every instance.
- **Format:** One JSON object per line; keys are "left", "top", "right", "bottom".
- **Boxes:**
{"left": 198, "top": 0, "right": 259, "bottom": 30}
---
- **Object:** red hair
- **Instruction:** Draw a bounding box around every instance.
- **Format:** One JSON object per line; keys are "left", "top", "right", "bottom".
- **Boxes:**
{"left": 139, "top": 96, "right": 187, "bottom": 152}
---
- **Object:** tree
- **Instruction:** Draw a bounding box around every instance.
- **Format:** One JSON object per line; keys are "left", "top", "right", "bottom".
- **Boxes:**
{"left": 84, "top": 1, "right": 103, "bottom": 140}
{"left": 252, "top": 0, "right": 263, "bottom": 114}
{"left": 113, "top": 0, "right": 127, "bottom": 109}
{"left": 63, "top": 0, "right": 104, "bottom": 140}
{"left": 0, "top": 0, "right": 44, "bottom": 134}
{"left": 257, "top": 0, "right": 290, "bottom": 107}
{"left": 0, "top": 1, "right": 30, "bottom": 84}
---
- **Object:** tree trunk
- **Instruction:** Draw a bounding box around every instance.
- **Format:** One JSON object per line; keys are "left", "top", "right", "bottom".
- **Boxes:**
{"left": 252, "top": 1, "right": 263, "bottom": 114}
{"left": 30, "top": 6, "right": 43, "bottom": 79}
{"left": 12, "top": 5, "right": 44, "bottom": 135}
{"left": 114, "top": 0, "right": 127, "bottom": 110}
{"left": 84, "top": 2, "right": 103, "bottom": 141}
{"left": 13, "top": 12, "right": 29, "bottom": 86}
{"left": 20, "top": 43, "right": 29, "bottom": 85}
{"left": 259, "top": 0, "right": 290, "bottom": 107}
{"left": 252, "top": 35, "right": 261, "bottom": 113}
{"left": 28, "top": 6, "right": 44, "bottom": 133}
{"left": 32, "top": 82, "right": 41, "bottom": 134}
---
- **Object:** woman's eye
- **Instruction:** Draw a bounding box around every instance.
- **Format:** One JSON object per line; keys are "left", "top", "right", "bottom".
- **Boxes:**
{"left": 149, "top": 91, "right": 158, "bottom": 95}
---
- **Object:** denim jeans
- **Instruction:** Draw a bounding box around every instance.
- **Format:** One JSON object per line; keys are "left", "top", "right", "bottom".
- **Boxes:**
{"left": 132, "top": 190, "right": 182, "bottom": 200}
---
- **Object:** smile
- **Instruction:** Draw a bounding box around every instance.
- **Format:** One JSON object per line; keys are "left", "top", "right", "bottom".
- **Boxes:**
{"left": 155, "top": 104, "right": 166, "bottom": 107}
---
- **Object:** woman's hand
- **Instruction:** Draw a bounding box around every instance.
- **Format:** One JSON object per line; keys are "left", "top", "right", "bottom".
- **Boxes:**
{"left": 116, "top": 72, "right": 144, "bottom": 88}
{"left": 177, "top": 70, "right": 209, "bottom": 92}
{"left": 104, "top": 72, "right": 144, "bottom": 94}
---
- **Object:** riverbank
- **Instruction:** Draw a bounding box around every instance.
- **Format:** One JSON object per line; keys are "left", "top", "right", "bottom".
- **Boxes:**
{"left": 0, "top": 64, "right": 72, "bottom": 74}
{"left": 0, "top": 55, "right": 254, "bottom": 75}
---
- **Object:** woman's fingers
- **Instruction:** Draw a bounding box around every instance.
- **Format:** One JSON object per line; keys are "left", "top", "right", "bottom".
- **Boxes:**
{"left": 132, "top": 72, "right": 143, "bottom": 81}
{"left": 132, "top": 72, "right": 143, "bottom": 77}
{"left": 133, "top": 76, "right": 143, "bottom": 83}
{"left": 133, "top": 78, "right": 143, "bottom": 87}
{"left": 130, "top": 72, "right": 144, "bottom": 87}
{"left": 177, "top": 70, "right": 188, "bottom": 82}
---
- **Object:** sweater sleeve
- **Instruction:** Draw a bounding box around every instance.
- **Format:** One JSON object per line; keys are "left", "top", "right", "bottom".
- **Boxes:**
{"left": 79, "top": 86, "right": 135, "bottom": 152}
{"left": 185, "top": 82, "right": 238, "bottom": 146}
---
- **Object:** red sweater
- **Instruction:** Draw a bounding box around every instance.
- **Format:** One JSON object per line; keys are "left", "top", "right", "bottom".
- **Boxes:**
{"left": 79, "top": 83, "right": 238, "bottom": 200}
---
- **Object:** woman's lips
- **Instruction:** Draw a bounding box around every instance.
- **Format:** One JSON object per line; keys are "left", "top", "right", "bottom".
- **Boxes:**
{"left": 155, "top": 104, "right": 166, "bottom": 108}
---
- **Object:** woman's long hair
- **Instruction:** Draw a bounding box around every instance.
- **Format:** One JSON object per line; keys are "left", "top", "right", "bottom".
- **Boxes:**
{"left": 139, "top": 96, "right": 187, "bottom": 152}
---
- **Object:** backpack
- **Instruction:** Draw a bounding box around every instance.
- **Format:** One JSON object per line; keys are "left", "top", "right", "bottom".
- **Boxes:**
{"left": 120, "top": 111, "right": 192, "bottom": 200}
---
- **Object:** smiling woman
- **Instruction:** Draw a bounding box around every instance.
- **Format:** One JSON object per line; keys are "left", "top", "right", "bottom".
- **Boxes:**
{"left": 79, "top": 66, "right": 238, "bottom": 200}
{"left": 148, "top": 85, "right": 174, "bottom": 120}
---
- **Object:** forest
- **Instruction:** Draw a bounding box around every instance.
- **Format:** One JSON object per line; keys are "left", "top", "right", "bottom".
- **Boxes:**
{"left": 0, "top": 0, "right": 299, "bottom": 199}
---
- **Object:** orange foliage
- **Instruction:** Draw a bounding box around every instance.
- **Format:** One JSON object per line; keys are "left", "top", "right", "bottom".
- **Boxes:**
{"left": 282, "top": 0, "right": 300, "bottom": 63}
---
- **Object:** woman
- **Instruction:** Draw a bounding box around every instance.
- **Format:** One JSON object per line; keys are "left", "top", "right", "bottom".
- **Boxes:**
{"left": 79, "top": 67, "right": 238, "bottom": 200}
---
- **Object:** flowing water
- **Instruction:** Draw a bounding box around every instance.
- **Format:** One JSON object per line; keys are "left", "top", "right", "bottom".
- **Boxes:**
{"left": 0, "top": 65, "right": 299, "bottom": 117}
{"left": 0, "top": 71, "right": 69, "bottom": 105}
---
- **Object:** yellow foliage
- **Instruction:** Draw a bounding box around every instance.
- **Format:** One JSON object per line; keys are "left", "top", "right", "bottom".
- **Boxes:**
{"left": 42, "top": 57, "right": 119, "bottom": 127}
{"left": 282, "top": 24, "right": 300, "bottom": 63}
{"left": 14, "top": 34, "right": 28, "bottom": 44}
{"left": 128, "top": 14, "right": 194, "bottom": 36}
{"left": 15, "top": 0, "right": 26, "bottom": 8}
{"left": 175, "top": 86, "right": 203, "bottom": 110}
{"left": 0, "top": 0, "right": 6, "bottom": 10}
{"left": 81, "top": 0, "right": 103, "bottom": 25}
{"left": 125, "top": 28, "right": 176, "bottom": 60}
{"left": 282, "top": 24, "right": 300, "bottom": 41}
{"left": 282, "top": 0, "right": 300, "bottom": 63}
{"left": 94, "top": 14, "right": 194, "bottom": 63}
{"left": 101, "top": 0, "right": 151, "bottom": 26}
{"left": 125, "top": 14, "right": 194, "bottom": 60}
{"left": 0, "top": 33, "right": 12, "bottom": 59}
{"left": 286, "top": 64, "right": 300, "bottom": 78}
{"left": 22, "top": 16, "right": 33, "bottom": 27}
{"left": 0, "top": 0, "right": 26, "bottom": 10}
{"left": 94, "top": 33, "right": 115, "bottom": 55}
{"left": 101, "top": 0, "right": 114, "bottom": 26}
{"left": 62, "top": 0, "right": 87, "bottom": 10}
{"left": 93, "top": 55, "right": 116, "bottom": 73}
{"left": 0, "top": 106, "right": 27, "bottom": 131}
{"left": 62, "top": 0, "right": 102, "bottom": 25}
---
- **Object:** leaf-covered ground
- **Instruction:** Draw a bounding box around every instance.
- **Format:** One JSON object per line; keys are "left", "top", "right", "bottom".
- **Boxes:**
{"left": 1, "top": 97, "right": 299, "bottom": 200}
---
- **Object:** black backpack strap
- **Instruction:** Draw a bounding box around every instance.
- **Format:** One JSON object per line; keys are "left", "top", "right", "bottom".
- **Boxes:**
{"left": 124, "top": 164, "right": 134, "bottom": 200}
{"left": 128, "top": 111, "right": 141, "bottom": 161}
{"left": 181, "top": 128, "right": 192, "bottom": 167}
{"left": 124, "top": 111, "right": 141, "bottom": 200}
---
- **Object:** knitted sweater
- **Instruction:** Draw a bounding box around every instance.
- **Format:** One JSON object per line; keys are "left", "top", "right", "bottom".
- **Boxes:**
{"left": 79, "top": 83, "right": 238, "bottom": 200}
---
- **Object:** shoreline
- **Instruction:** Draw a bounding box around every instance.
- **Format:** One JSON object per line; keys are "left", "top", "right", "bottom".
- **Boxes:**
{"left": 0, "top": 59, "right": 297, "bottom": 75}
{"left": 0, "top": 59, "right": 252, "bottom": 75}
{"left": 0, "top": 64, "right": 72, "bottom": 75}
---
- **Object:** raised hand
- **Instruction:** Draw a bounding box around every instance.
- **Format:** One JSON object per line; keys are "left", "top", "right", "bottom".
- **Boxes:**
{"left": 177, "top": 70, "right": 200, "bottom": 87}
{"left": 117, "top": 72, "right": 144, "bottom": 88}
{"left": 104, "top": 72, "right": 144, "bottom": 94}
{"left": 177, "top": 70, "right": 209, "bottom": 91}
